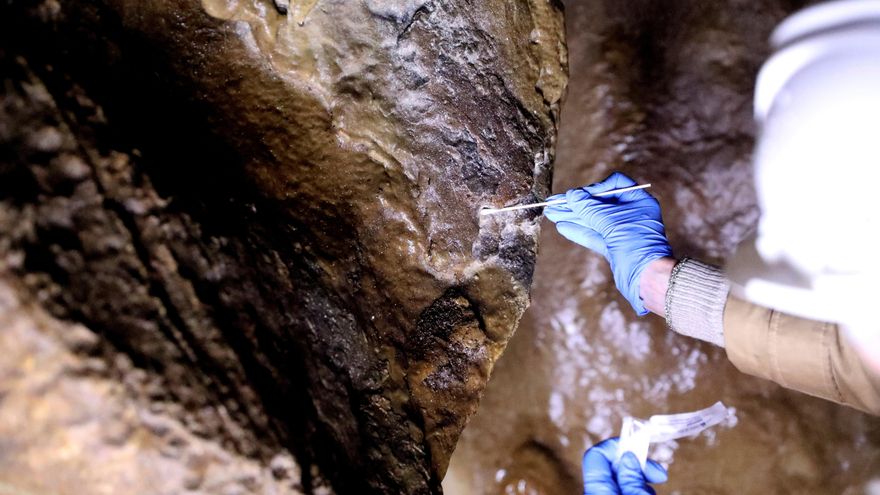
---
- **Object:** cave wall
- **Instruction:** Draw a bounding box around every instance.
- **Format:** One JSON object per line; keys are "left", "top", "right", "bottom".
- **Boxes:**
{"left": 0, "top": 0, "right": 567, "bottom": 493}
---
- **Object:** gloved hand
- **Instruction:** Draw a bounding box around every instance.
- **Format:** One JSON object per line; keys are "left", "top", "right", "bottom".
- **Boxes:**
{"left": 583, "top": 438, "right": 668, "bottom": 495}
{"left": 544, "top": 172, "right": 672, "bottom": 315}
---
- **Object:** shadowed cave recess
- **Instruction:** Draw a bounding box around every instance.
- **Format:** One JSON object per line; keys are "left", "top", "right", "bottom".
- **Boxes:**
{"left": 2, "top": 1, "right": 878, "bottom": 495}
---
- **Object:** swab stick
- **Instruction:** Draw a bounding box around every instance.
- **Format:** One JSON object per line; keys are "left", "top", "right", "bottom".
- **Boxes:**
{"left": 479, "top": 184, "right": 652, "bottom": 215}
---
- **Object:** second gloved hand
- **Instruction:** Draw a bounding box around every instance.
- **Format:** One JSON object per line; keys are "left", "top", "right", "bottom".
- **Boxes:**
{"left": 544, "top": 172, "right": 672, "bottom": 315}
{"left": 583, "top": 438, "right": 668, "bottom": 495}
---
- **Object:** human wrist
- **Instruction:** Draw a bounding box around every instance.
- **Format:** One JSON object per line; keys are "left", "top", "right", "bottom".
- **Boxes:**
{"left": 639, "top": 257, "right": 676, "bottom": 316}
{"left": 664, "top": 259, "right": 729, "bottom": 347}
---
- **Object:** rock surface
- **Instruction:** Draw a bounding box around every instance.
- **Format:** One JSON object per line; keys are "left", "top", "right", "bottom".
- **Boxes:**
{"left": 0, "top": 277, "right": 314, "bottom": 495}
{"left": 0, "top": 1, "right": 566, "bottom": 493}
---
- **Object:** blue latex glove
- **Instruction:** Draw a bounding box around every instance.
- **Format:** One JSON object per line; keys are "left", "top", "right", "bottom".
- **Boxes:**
{"left": 583, "top": 438, "right": 668, "bottom": 495}
{"left": 544, "top": 172, "right": 673, "bottom": 315}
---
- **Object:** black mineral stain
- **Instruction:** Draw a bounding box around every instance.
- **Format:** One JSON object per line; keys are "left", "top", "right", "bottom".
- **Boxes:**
{"left": 452, "top": 139, "right": 502, "bottom": 194}
{"left": 409, "top": 288, "right": 477, "bottom": 360}
{"left": 498, "top": 231, "right": 537, "bottom": 287}
{"left": 408, "top": 287, "right": 490, "bottom": 392}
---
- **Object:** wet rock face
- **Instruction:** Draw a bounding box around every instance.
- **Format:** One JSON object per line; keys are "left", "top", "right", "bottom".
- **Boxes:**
{"left": 0, "top": 1, "right": 566, "bottom": 494}
{"left": 0, "top": 278, "right": 312, "bottom": 495}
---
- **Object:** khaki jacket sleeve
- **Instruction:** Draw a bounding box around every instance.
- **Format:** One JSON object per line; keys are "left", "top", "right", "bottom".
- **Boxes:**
{"left": 723, "top": 296, "right": 880, "bottom": 415}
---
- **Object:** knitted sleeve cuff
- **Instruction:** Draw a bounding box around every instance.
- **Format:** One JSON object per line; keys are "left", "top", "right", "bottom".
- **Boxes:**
{"left": 664, "top": 258, "right": 730, "bottom": 347}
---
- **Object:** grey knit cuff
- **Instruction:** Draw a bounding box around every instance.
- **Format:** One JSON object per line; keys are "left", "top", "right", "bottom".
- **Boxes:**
{"left": 664, "top": 258, "right": 730, "bottom": 347}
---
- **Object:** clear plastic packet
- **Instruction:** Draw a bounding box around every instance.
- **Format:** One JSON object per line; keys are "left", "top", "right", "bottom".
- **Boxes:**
{"left": 616, "top": 401, "right": 731, "bottom": 470}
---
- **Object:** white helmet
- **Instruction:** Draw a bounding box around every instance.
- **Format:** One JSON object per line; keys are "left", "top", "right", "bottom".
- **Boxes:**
{"left": 727, "top": 0, "right": 880, "bottom": 370}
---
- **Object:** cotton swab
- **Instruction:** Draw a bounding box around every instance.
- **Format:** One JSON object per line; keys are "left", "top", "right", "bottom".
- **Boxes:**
{"left": 479, "top": 184, "right": 652, "bottom": 216}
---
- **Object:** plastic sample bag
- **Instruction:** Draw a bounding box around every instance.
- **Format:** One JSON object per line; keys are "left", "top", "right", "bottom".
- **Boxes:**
{"left": 616, "top": 401, "right": 731, "bottom": 469}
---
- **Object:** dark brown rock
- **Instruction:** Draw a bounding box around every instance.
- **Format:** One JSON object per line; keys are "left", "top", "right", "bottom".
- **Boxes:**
{"left": 0, "top": 277, "right": 311, "bottom": 495}
{"left": 0, "top": 0, "right": 566, "bottom": 493}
